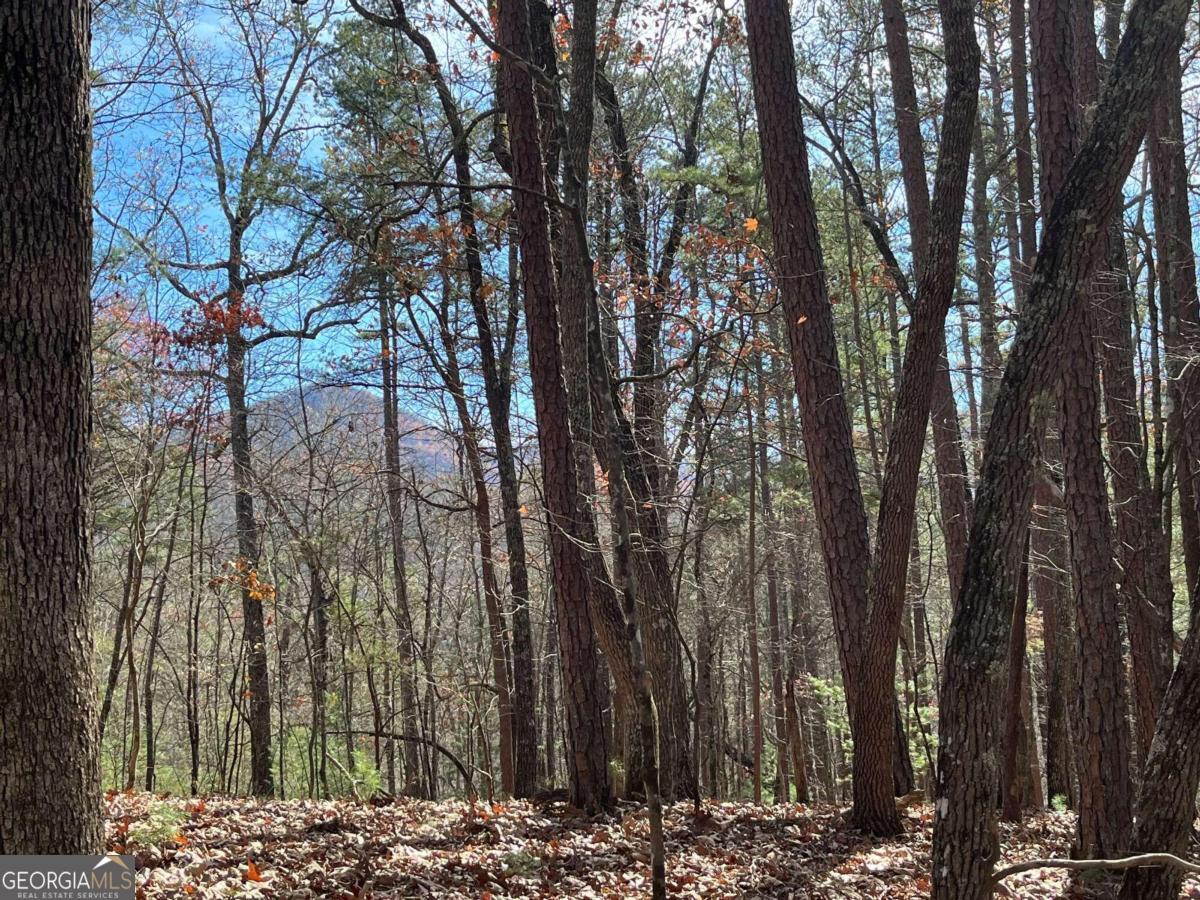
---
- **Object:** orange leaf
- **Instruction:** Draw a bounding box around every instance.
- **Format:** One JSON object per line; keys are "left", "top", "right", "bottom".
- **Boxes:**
{"left": 743, "top": 217, "right": 759, "bottom": 233}
{"left": 245, "top": 860, "right": 262, "bottom": 882}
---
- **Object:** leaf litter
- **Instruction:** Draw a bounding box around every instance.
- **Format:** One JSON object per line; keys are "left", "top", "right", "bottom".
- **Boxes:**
{"left": 105, "top": 792, "right": 1200, "bottom": 897}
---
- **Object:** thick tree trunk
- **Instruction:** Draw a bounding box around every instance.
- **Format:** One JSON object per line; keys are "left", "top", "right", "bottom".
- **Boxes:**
{"left": 932, "top": 0, "right": 1189, "bottom": 891}
{"left": 1073, "top": 1, "right": 1175, "bottom": 764}
{"left": 551, "top": 0, "right": 644, "bottom": 799}
{"left": 1119, "top": 625, "right": 1200, "bottom": 899}
{"left": 852, "top": 0, "right": 980, "bottom": 835}
{"left": 1117, "top": 44, "right": 1200, "bottom": 900}
{"left": 495, "top": 0, "right": 611, "bottom": 812}
{"left": 0, "top": 0, "right": 101, "bottom": 852}
{"left": 1033, "top": 0, "right": 1133, "bottom": 854}
{"left": 224, "top": 330, "right": 274, "bottom": 798}
{"left": 743, "top": 0, "right": 871, "bottom": 785}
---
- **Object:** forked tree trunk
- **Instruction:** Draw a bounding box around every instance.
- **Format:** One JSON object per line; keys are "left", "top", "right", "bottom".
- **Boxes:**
{"left": 878, "top": 0, "right": 974, "bottom": 603}
{"left": 1032, "top": 0, "right": 1133, "bottom": 855}
{"left": 0, "top": 0, "right": 101, "bottom": 853}
{"left": 495, "top": 0, "right": 610, "bottom": 813}
{"left": 933, "top": 0, "right": 1189, "bottom": 891}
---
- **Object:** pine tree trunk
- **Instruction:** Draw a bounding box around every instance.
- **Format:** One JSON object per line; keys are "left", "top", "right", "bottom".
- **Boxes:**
{"left": 933, "top": 0, "right": 1189, "bottom": 890}
{"left": 1032, "top": 0, "right": 1133, "bottom": 854}
{"left": 743, "top": 0, "right": 871, "bottom": 798}
{"left": 0, "top": 0, "right": 101, "bottom": 852}
{"left": 879, "top": 0, "right": 974, "bottom": 603}
{"left": 852, "top": 0, "right": 980, "bottom": 835}
{"left": 495, "top": 0, "right": 611, "bottom": 813}
{"left": 1075, "top": 0, "right": 1176, "bottom": 764}
{"left": 1119, "top": 625, "right": 1200, "bottom": 899}
{"left": 1148, "top": 52, "right": 1200, "bottom": 602}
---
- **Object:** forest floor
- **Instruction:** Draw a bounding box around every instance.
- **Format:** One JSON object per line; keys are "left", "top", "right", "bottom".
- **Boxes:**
{"left": 106, "top": 791, "right": 1200, "bottom": 898}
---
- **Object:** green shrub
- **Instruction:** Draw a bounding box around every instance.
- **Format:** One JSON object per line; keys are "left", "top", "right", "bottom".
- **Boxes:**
{"left": 128, "top": 801, "right": 187, "bottom": 847}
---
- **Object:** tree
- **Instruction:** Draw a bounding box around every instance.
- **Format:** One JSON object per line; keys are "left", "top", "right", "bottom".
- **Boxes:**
{"left": 494, "top": 0, "right": 611, "bottom": 813}
{"left": 746, "top": 0, "right": 979, "bottom": 834}
{"left": 932, "top": 0, "right": 1190, "bottom": 889}
{"left": 1117, "top": 35, "right": 1200, "bottom": 900}
{"left": 850, "top": 0, "right": 979, "bottom": 833}
{"left": 1031, "top": 0, "right": 1134, "bottom": 856}
{"left": 373, "top": 0, "right": 540, "bottom": 797}
{"left": 105, "top": 0, "right": 341, "bottom": 797}
{"left": 0, "top": 0, "right": 102, "bottom": 853}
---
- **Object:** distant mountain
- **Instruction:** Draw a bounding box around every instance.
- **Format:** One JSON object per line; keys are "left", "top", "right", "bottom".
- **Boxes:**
{"left": 249, "top": 384, "right": 456, "bottom": 476}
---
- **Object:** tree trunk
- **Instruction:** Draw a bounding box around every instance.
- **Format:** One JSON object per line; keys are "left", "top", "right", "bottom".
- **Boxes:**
{"left": 224, "top": 329, "right": 273, "bottom": 797}
{"left": 853, "top": 0, "right": 980, "bottom": 835}
{"left": 0, "top": 0, "right": 100, "bottom": 852}
{"left": 391, "top": 0, "right": 539, "bottom": 796}
{"left": 932, "top": 0, "right": 1189, "bottom": 890}
{"left": 1033, "top": 0, "right": 1134, "bottom": 854}
{"left": 1000, "top": 538, "right": 1031, "bottom": 820}
{"left": 879, "top": 0, "right": 974, "bottom": 603}
{"left": 378, "top": 295, "right": 422, "bottom": 795}
{"left": 495, "top": 0, "right": 611, "bottom": 812}
{"left": 595, "top": 66, "right": 698, "bottom": 803}
{"left": 1119, "top": 624, "right": 1200, "bottom": 899}
{"left": 757, "top": 406, "right": 789, "bottom": 803}
{"left": 434, "top": 306, "right": 516, "bottom": 797}
{"left": 743, "top": 0, "right": 871, "bottom": 795}
{"left": 1148, "top": 52, "right": 1200, "bottom": 603}
{"left": 1117, "top": 42, "right": 1200, "bottom": 900}
{"left": 746, "top": 402, "right": 764, "bottom": 805}
{"left": 1073, "top": 1, "right": 1177, "bottom": 766}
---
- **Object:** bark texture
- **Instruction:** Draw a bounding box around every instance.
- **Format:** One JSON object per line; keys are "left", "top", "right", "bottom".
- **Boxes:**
{"left": 932, "top": 0, "right": 1189, "bottom": 891}
{"left": 0, "top": 0, "right": 102, "bottom": 853}
{"left": 853, "top": 0, "right": 979, "bottom": 834}
{"left": 1032, "top": 0, "right": 1133, "bottom": 854}
{"left": 743, "top": 0, "right": 871, "bottom": 785}
{"left": 495, "top": 0, "right": 611, "bottom": 812}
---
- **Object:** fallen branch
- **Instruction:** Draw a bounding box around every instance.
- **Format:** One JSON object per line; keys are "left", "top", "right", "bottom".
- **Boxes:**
{"left": 327, "top": 729, "right": 477, "bottom": 800}
{"left": 324, "top": 751, "right": 366, "bottom": 803}
{"left": 991, "top": 852, "right": 1200, "bottom": 895}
